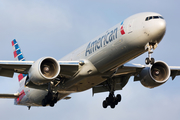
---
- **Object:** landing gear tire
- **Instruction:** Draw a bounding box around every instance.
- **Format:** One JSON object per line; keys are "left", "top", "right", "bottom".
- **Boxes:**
{"left": 42, "top": 99, "right": 47, "bottom": 107}
{"left": 106, "top": 97, "right": 110, "bottom": 104}
{"left": 103, "top": 100, "right": 108, "bottom": 108}
{"left": 150, "top": 58, "right": 155, "bottom": 64}
{"left": 110, "top": 103, "right": 115, "bottom": 109}
{"left": 102, "top": 93, "right": 121, "bottom": 109}
{"left": 41, "top": 92, "right": 58, "bottom": 107}
{"left": 50, "top": 102, "right": 55, "bottom": 107}
{"left": 116, "top": 94, "right": 121, "bottom": 102}
{"left": 145, "top": 58, "right": 155, "bottom": 65}
{"left": 114, "top": 100, "right": 118, "bottom": 105}
{"left": 145, "top": 58, "right": 150, "bottom": 65}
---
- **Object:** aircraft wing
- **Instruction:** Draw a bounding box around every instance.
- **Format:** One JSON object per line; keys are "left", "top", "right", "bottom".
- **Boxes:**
{"left": 114, "top": 63, "right": 180, "bottom": 80}
{"left": 0, "top": 61, "right": 34, "bottom": 77}
{"left": 0, "top": 60, "right": 80, "bottom": 78}
{"left": 113, "top": 63, "right": 146, "bottom": 76}
{"left": 169, "top": 66, "right": 180, "bottom": 80}
{"left": 93, "top": 62, "right": 180, "bottom": 94}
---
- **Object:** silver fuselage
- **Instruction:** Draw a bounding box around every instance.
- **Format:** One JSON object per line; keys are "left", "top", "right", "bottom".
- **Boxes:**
{"left": 16, "top": 12, "right": 166, "bottom": 106}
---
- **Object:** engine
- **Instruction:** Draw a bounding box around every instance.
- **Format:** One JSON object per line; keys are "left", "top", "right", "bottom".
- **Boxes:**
{"left": 139, "top": 61, "right": 170, "bottom": 88}
{"left": 26, "top": 57, "right": 60, "bottom": 85}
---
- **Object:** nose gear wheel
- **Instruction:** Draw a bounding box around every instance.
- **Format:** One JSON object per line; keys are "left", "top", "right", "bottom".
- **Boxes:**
{"left": 145, "top": 58, "right": 155, "bottom": 65}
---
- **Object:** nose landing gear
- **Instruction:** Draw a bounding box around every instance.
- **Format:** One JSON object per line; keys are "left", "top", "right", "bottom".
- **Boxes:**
{"left": 145, "top": 43, "right": 157, "bottom": 65}
{"left": 145, "top": 57, "right": 155, "bottom": 65}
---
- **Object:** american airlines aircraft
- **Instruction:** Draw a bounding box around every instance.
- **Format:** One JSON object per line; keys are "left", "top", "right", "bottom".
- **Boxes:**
{"left": 0, "top": 12, "right": 179, "bottom": 109}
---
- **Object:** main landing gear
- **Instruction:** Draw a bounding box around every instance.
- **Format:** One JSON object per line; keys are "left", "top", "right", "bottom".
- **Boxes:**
{"left": 145, "top": 43, "right": 157, "bottom": 65}
{"left": 102, "top": 92, "right": 121, "bottom": 109}
{"left": 102, "top": 77, "right": 122, "bottom": 109}
{"left": 42, "top": 92, "right": 58, "bottom": 107}
{"left": 42, "top": 82, "right": 58, "bottom": 107}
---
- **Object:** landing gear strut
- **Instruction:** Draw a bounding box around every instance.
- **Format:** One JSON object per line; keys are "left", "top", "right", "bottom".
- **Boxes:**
{"left": 145, "top": 43, "right": 157, "bottom": 65}
{"left": 102, "top": 77, "right": 122, "bottom": 109}
{"left": 102, "top": 92, "right": 121, "bottom": 109}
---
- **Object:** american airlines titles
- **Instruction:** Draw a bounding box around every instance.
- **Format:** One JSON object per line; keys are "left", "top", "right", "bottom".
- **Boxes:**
{"left": 85, "top": 28, "right": 118, "bottom": 56}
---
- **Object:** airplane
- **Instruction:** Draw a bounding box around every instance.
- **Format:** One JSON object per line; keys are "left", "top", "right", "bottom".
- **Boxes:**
{"left": 0, "top": 12, "right": 179, "bottom": 110}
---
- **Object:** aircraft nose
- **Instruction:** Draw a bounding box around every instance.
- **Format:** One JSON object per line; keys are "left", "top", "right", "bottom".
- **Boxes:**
{"left": 157, "top": 19, "right": 166, "bottom": 33}
{"left": 151, "top": 19, "right": 166, "bottom": 42}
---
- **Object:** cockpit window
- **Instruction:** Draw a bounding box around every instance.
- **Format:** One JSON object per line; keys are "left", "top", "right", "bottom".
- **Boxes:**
{"left": 149, "top": 16, "right": 152, "bottom": 20}
{"left": 145, "top": 16, "right": 164, "bottom": 21}
{"left": 153, "top": 16, "right": 159, "bottom": 19}
{"left": 159, "top": 16, "right": 164, "bottom": 19}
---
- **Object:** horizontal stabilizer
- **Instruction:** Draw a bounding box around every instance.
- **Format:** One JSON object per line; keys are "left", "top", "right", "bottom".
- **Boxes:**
{"left": 63, "top": 96, "right": 71, "bottom": 100}
{"left": 0, "top": 93, "right": 19, "bottom": 98}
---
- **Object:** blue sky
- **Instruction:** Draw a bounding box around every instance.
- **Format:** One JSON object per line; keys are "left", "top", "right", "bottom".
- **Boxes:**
{"left": 0, "top": 0, "right": 180, "bottom": 120}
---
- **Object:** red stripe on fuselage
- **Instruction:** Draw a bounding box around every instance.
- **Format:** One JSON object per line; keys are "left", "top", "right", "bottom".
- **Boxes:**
{"left": 120, "top": 26, "right": 125, "bottom": 35}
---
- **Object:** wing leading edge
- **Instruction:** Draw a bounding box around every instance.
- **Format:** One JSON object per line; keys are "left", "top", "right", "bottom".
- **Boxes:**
{"left": 115, "top": 62, "right": 180, "bottom": 81}
{"left": 0, "top": 61, "right": 34, "bottom": 77}
{"left": 93, "top": 62, "right": 180, "bottom": 94}
{"left": 0, "top": 60, "right": 80, "bottom": 78}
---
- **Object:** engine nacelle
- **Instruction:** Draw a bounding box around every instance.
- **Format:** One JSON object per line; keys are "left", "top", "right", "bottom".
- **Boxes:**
{"left": 26, "top": 57, "right": 60, "bottom": 85}
{"left": 139, "top": 61, "right": 170, "bottom": 88}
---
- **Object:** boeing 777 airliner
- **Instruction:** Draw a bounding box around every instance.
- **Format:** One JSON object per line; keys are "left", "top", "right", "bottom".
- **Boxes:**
{"left": 0, "top": 12, "right": 179, "bottom": 109}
